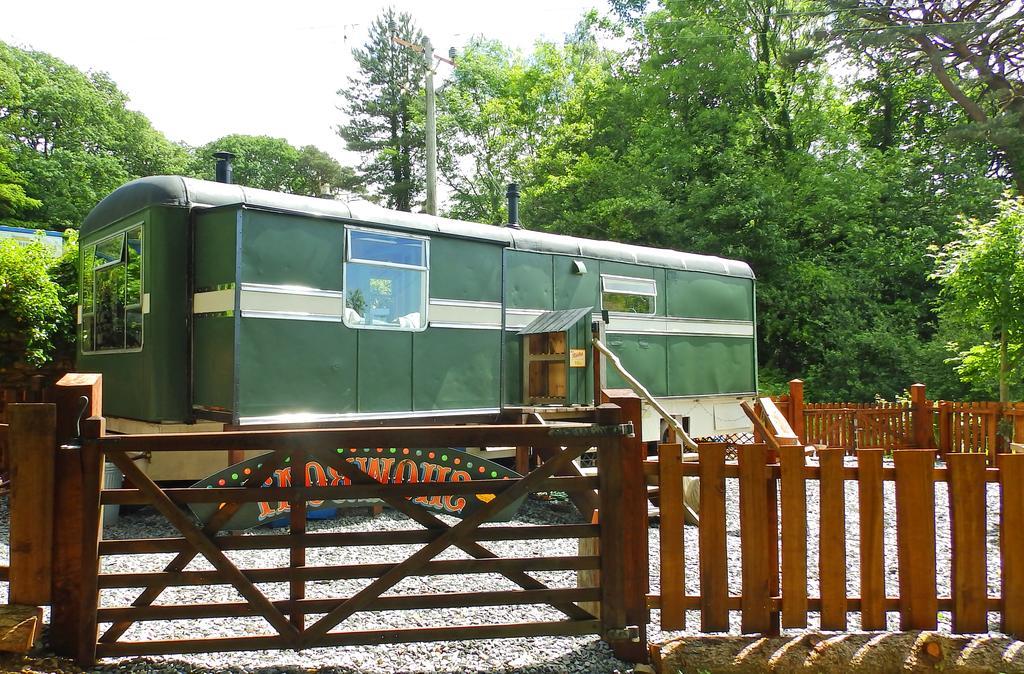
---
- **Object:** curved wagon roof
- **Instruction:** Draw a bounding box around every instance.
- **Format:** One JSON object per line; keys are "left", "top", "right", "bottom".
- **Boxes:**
{"left": 83, "top": 176, "right": 754, "bottom": 279}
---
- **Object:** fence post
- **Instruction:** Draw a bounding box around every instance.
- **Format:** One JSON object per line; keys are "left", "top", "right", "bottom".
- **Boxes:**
{"left": 788, "top": 379, "right": 805, "bottom": 444}
{"left": 599, "top": 390, "right": 648, "bottom": 663}
{"left": 50, "top": 374, "right": 103, "bottom": 660}
{"left": 938, "top": 401, "right": 952, "bottom": 459}
{"left": 910, "top": 384, "right": 932, "bottom": 450}
{"left": 7, "top": 403, "right": 56, "bottom": 606}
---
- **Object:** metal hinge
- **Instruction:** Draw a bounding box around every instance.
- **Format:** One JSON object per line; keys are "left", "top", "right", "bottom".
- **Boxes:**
{"left": 605, "top": 625, "right": 641, "bottom": 642}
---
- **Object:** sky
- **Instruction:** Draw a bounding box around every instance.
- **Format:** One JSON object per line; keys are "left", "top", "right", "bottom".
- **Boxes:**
{"left": 1, "top": 0, "right": 602, "bottom": 166}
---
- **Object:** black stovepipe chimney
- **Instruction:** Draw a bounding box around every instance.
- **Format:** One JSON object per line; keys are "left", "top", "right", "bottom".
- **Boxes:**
{"left": 506, "top": 183, "right": 521, "bottom": 229}
{"left": 213, "top": 151, "right": 236, "bottom": 184}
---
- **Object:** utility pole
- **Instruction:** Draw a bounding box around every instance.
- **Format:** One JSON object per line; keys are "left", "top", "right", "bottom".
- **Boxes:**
{"left": 392, "top": 34, "right": 454, "bottom": 216}
{"left": 423, "top": 37, "right": 437, "bottom": 216}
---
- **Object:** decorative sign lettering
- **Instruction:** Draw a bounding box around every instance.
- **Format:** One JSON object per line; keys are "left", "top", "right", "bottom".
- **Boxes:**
{"left": 190, "top": 447, "right": 523, "bottom": 531}
{"left": 569, "top": 349, "right": 587, "bottom": 368}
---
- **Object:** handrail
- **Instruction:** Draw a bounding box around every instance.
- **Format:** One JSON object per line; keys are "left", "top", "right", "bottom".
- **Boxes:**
{"left": 593, "top": 337, "right": 698, "bottom": 451}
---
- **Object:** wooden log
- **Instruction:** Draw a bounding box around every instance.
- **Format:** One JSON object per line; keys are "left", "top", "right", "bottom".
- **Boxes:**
{"left": 1000, "top": 453, "right": 1024, "bottom": 638}
{"left": 658, "top": 443, "right": 685, "bottom": 631}
{"left": 0, "top": 604, "right": 43, "bottom": 653}
{"left": 738, "top": 443, "right": 771, "bottom": 633}
{"left": 856, "top": 448, "right": 886, "bottom": 630}
{"left": 894, "top": 449, "right": 938, "bottom": 630}
{"left": 7, "top": 404, "right": 56, "bottom": 606}
{"left": 779, "top": 444, "right": 807, "bottom": 629}
{"left": 947, "top": 453, "right": 988, "bottom": 633}
{"left": 698, "top": 443, "right": 729, "bottom": 632}
{"left": 818, "top": 447, "right": 847, "bottom": 630}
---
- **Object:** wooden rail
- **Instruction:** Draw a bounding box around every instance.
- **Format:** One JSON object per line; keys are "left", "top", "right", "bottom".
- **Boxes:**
{"left": 650, "top": 443, "right": 1024, "bottom": 637}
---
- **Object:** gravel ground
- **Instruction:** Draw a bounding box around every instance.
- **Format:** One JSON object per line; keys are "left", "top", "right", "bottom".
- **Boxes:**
{"left": 0, "top": 453, "right": 1007, "bottom": 673}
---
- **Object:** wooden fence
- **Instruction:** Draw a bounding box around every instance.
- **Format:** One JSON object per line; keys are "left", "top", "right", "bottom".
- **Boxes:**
{"left": 650, "top": 442, "right": 1024, "bottom": 638}
{"left": 774, "top": 380, "right": 1024, "bottom": 462}
{"left": 6, "top": 375, "right": 649, "bottom": 667}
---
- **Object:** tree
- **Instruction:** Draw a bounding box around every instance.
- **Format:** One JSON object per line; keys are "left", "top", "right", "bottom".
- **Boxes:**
{"left": 0, "top": 41, "right": 189, "bottom": 229}
{"left": 932, "top": 195, "right": 1024, "bottom": 403}
{"left": 0, "top": 232, "right": 77, "bottom": 370}
{"left": 188, "top": 135, "right": 362, "bottom": 197}
{"left": 828, "top": 0, "right": 1024, "bottom": 192}
{"left": 337, "top": 9, "right": 426, "bottom": 211}
{"left": 440, "top": 1, "right": 1004, "bottom": 400}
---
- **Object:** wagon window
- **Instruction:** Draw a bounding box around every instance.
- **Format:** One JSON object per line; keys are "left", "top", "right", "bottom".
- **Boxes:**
{"left": 601, "top": 275, "right": 656, "bottom": 315}
{"left": 81, "top": 225, "right": 143, "bottom": 352}
{"left": 344, "top": 229, "right": 428, "bottom": 330}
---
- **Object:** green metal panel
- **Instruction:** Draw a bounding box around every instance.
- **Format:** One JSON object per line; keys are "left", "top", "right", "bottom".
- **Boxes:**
{"left": 505, "top": 250, "right": 553, "bottom": 310}
{"left": 553, "top": 255, "right": 599, "bottom": 310}
{"left": 413, "top": 328, "right": 501, "bottom": 410}
{"left": 194, "top": 208, "right": 237, "bottom": 290}
{"left": 605, "top": 333, "right": 668, "bottom": 397}
{"left": 430, "top": 237, "right": 502, "bottom": 302}
{"left": 193, "top": 316, "right": 234, "bottom": 410}
{"left": 598, "top": 261, "right": 655, "bottom": 279}
{"left": 667, "top": 335, "right": 757, "bottom": 395}
{"left": 666, "top": 271, "right": 754, "bottom": 321}
{"left": 357, "top": 330, "right": 413, "bottom": 412}
{"left": 77, "top": 206, "right": 190, "bottom": 422}
{"left": 237, "top": 318, "right": 357, "bottom": 418}
{"left": 503, "top": 337, "right": 522, "bottom": 406}
{"left": 240, "top": 210, "right": 343, "bottom": 290}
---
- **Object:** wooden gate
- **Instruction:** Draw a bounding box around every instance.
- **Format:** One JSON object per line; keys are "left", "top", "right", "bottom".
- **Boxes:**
{"left": 26, "top": 391, "right": 643, "bottom": 666}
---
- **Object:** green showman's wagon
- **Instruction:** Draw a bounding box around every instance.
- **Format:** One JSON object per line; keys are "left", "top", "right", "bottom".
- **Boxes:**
{"left": 78, "top": 175, "right": 756, "bottom": 479}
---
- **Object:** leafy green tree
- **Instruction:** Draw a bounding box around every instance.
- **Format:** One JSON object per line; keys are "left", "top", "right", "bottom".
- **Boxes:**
{"left": 188, "top": 135, "right": 362, "bottom": 197}
{"left": 0, "top": 146, "right": 40, "bottom": 222}
{"left": 0, "top": 41, "right": 189, "bottom": 229}
{"left": 827, "top": 0, "right": 1024, "bottom": 192}
{"left": 0, "top": 232, "right": 77, "bottom": 369}
{"left": 932, "top": 195, "right": 1024, "bottom": 403}
{"left": 337, "top": 9, "right": 426, "bottom": 211}
{"left": 441, "top": 1, "right": 1005, "bottom": 400}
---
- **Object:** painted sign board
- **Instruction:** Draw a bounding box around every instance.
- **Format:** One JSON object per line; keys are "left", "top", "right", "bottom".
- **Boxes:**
{"left": 190, "top": 446, "right": 523, "bottom": 530}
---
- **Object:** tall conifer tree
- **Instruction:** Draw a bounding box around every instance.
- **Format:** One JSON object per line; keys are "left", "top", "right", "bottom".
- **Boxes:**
{"left": 337, "top": 9, "right": 426, "bottom": 212}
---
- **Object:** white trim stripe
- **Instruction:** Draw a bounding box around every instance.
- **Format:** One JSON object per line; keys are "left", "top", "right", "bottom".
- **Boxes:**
{"left": 428, "top": 299, "right": 502, "bottom": 328}
{"left": 504, "top": 308, "right": 753, "bottom": 337}
{"left": 240, "top": 289, "right": 341, "bottom": 317}
{"left": 606, "top": 315, "right": 754, "bottom": 337}
{"left": 193, "top": 289, "right": 234, "bottom": 314}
